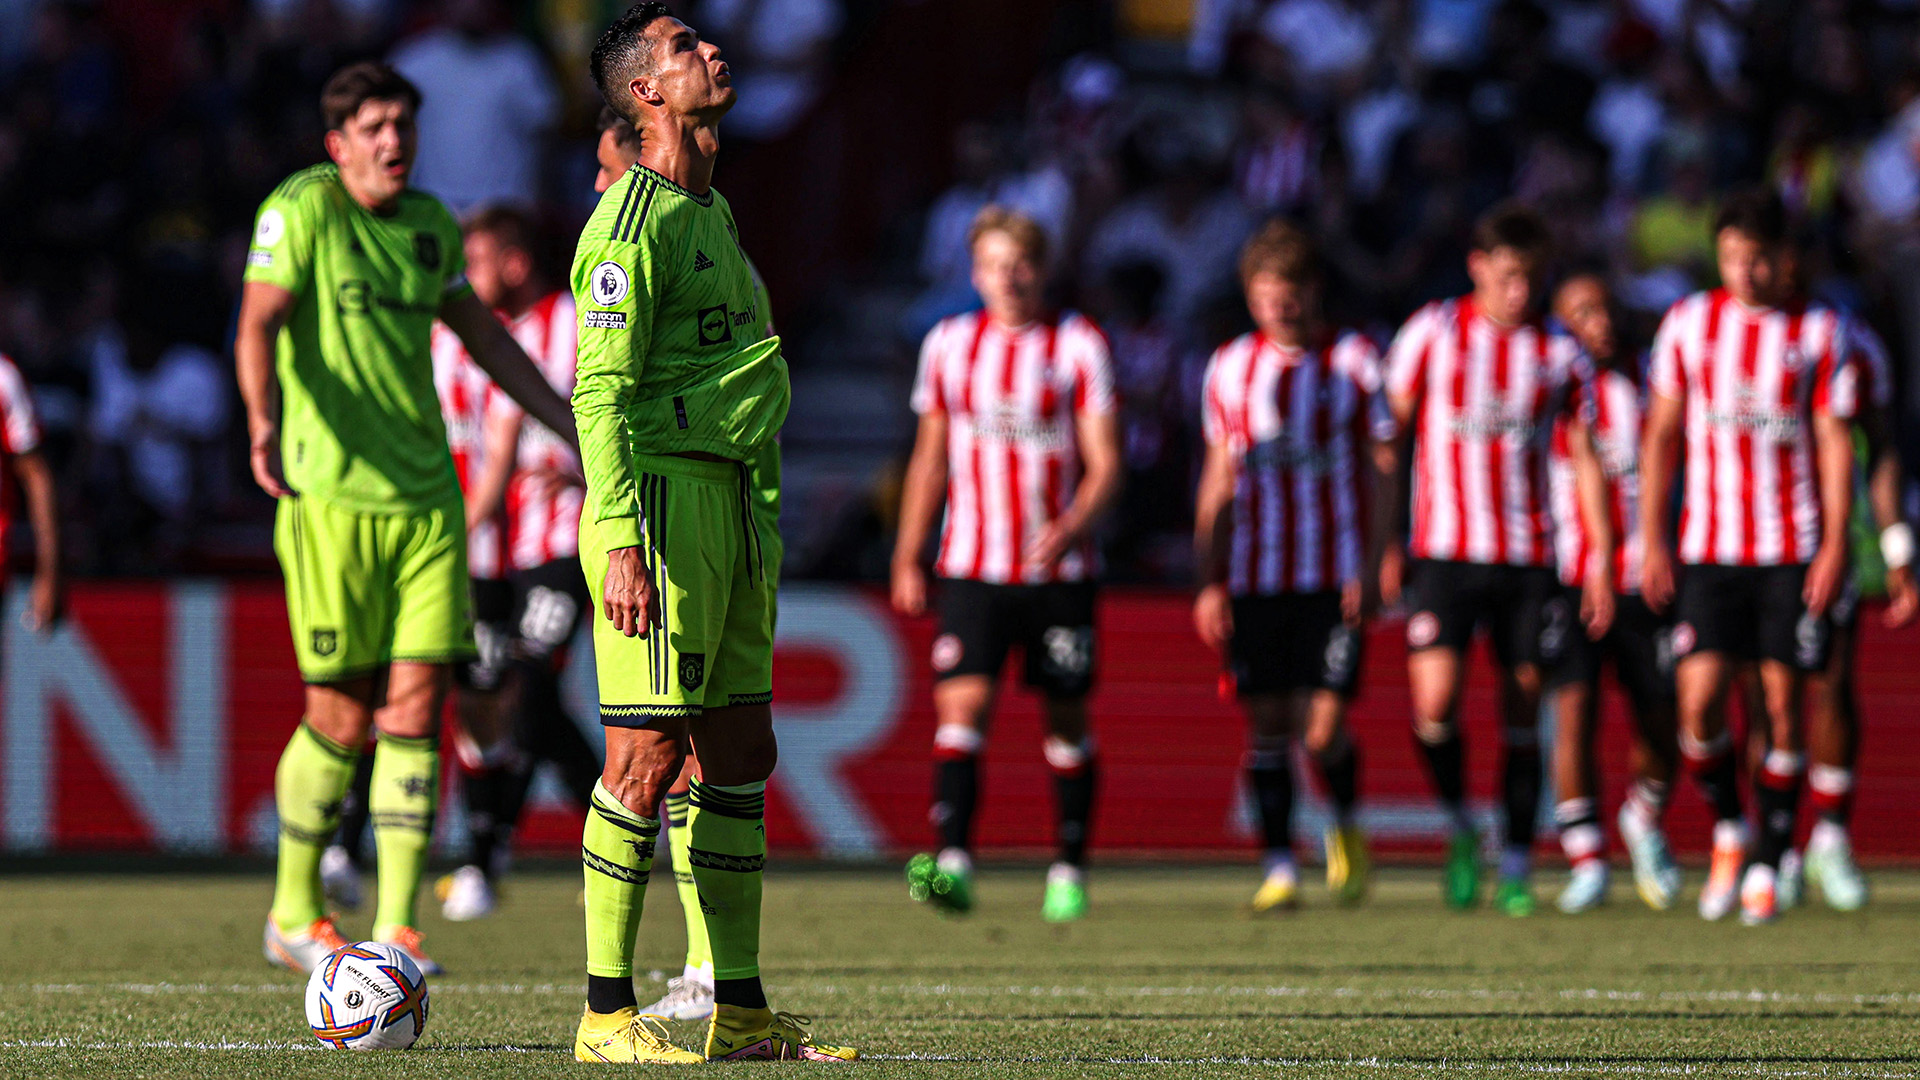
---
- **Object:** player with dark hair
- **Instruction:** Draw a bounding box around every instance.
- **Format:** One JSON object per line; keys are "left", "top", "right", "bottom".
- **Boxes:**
{"left": 1194, "top": 220, "right": 1381, "bottom": 911}
{"left": 1639, "top": 187, "right": 1858, "bottom": 925}
{"left": 892, "top": 204, "right": 1123, "bottom": 924}
{"left": 239, "top": 60, "right": 576, "bottom": 976}
{"left": 569, "top": 5, "right": 847, "bottom": 1063}
{"left": 432, "top": 206, "right": 605, "bottom": 921}
{"left": 596, "top": 106, "right": 645, "bottom": 193}
{"left": 1543, "top": 271, "right": 1684, "bottom": 913}
{"left": 1377, "top": 202, "right": 1587, "bottom": 917}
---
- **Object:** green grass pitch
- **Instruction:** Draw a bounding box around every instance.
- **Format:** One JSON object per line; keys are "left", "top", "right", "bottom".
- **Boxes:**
{"left": 2, "top": 865, "right": 1919, "bottom": 1078}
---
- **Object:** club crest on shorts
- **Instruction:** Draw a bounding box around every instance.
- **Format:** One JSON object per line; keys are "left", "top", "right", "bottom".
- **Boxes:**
{"left": 679, "top": 652, "right": 706, "bottom": 691}
{"left": 931, "top": 632, "right": 963, "bottom": 672}
{"left": 1407, "top": 612, "right": 1440, "bottom": 649}
{"left": 1670, "top": 621, "right": 1697, "bottom": 658}
{"left": 311, "top": 629, "right": 338, "bottom": 657}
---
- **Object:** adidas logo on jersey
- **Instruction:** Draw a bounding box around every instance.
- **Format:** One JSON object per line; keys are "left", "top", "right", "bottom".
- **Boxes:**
{"left": 693, "top": 250, "right": 715, "bottom": 272}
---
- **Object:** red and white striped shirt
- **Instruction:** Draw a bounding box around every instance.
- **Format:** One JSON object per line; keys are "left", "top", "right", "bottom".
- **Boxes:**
{"left": 911, "top": 309, "right": 1117, "bottom": 584}
{"left": 1385, "top": 296, "right": 1584, "bottom": 567}
{"left": 1202, "top": 330, "right": 1385, "bottom": 595}
{"left": 491, "top": 292, "right": 584, "bottom": 571}
{"left": 1550, "top": 365, "right": 1646, "bottom": 592}
{"left": 1649, "top": 289, "right": 1856, "bottom": 567}
{"left": 431, "top": 324, "right": 510, "bottom": 580}
{"left": 0, "top": 354, "right": 41, "bottom": 557}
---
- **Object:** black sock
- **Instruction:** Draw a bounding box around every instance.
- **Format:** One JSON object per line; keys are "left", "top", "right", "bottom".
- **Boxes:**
{"left": 932, "top": 754, "right": 979, "bottom": 852}
{"left": 515, "top": 661, "right": 600, "bottom": 808}
{"left": 714, "top": 976, "right": 767, "bottom": 1010}
{"left": 1314, "top": 740, "right": 1360, "bottom": 822}
{"left": 1502, "top": 741, "right": 1543, "bottom": 849}
{"left": 1247, "top": 749, "right": 1294, "bottom": 852}
{"left": 1053, "top": 758, "right": 1097, "bottom": 867}
{"left": 336, "top": 750, "right": 375, "bottom": 864}
{"left": 587, "top": 974, "right": 637, "bottom": 1013}
{"left": 1685, "top": 748, "right": 1745, "bottom": 823}
{"left": 1754, "top": 756, "right": 1803, "bottom": 869}
{"left": 464, "top": 765, "right": 504, "bottom": 874}
{"left": 1414, "top": 727, "right": 1468, "bottom": 826}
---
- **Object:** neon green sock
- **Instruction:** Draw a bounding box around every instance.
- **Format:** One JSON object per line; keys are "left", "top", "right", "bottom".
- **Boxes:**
{"left": 271, "top": 722, "right": 358, "bottom": 933}
{"left": 686, "top": 779, "right": 765, "bottom": 981}
{"left": 369, "top": 733, "right": 438, "bottom": 938}
{"left": 665, "top": 790, "right": 712, "bottom": 974}
{"left": 583, "top": 780, "right": 658, "bottom": 978}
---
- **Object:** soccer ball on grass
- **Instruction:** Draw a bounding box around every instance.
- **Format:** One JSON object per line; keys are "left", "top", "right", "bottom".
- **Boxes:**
{"left": 303, "top": 941, "right": 430, "bottom": 1049}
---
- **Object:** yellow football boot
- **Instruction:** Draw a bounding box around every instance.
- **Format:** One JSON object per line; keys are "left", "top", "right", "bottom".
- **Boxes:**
{"left": 573, "top": 1006, "right": 704, "bottom": 1064}
{"left": 1325, "top": 824, "right": 1372, "bottom": 906}
{"left": 1249, "top": 863, "right": 1299, "bottom": 914}
{"left": 706, "top": 1005, "right": 858, "bottom": 1062}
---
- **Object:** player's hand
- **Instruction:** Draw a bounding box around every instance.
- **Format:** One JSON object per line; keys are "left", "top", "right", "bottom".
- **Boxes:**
{"left": 1581, "top": 569, "right": 1615, "bottom": 640}
{"left": 1377, "top": 543, "right": 1406, "bottom": 608}
{"left": 1804, "top": 543, "right": 1846, "bottom": 616}
{"left": 1023, "top": 519, "right": 1079, "bottom": 572}
{"left": 22, "top": 571, "right": 62, "bottom": 635}
{"left": 1884, "top": 564, "right": 1919, "bottom": 628}
{"left": 1341, "top": 579, "right": 1364, "bottom": 627}
{"left": 1193, "top": 583, "right": 1233, "bottom": 651}
{"left": 603, "top": 546, "right": 659, "bottom": 638}
{"left": 891, "top": 560, "right": 928, "bottom": 617}
{"left": 249, "top": 426, "right": 294, "bottom": 499}
{"left": 1641, "top": 541, "right": 1675, "bottom": 613}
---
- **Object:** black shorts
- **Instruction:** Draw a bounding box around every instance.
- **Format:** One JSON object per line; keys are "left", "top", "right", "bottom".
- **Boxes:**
{"left": 1672, "top": 563, "right": 1830, "bottom": 671}
{"left": 509, "top": 558, "right": 592, "bottom": 668}
{"left": 1228, "top": 592, "right": 1363, "bottom": 697}
{"left": 1404, "top": 560, "right": 1564, "bottom": 669}
{"left": 458, "top": 577, "right": 515, "bottom": 692}
{"left": 932, "top": 578, "right": 1097, "bottom": 699}
{"left": 1548, "top": 591, "right": 1676, "bottom": 713}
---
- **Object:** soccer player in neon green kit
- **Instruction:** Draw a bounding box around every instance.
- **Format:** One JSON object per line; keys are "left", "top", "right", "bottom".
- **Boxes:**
{"left": 567, "top": 4, "right": 853, "bottom": 1063}
{"left": 237, "top": 61, "right": 577, "bottom": 976}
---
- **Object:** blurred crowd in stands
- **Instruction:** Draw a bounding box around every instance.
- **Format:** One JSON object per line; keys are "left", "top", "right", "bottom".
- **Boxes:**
{"left": 3, "top": 0, "right": 1919, "bottom": 581}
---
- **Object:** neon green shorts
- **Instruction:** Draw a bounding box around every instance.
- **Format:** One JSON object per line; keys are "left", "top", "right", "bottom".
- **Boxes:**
{"left": 582, "top": 453, "right": 775, "bottom": 724}
{"left": 275, "top": 493, "right": 475, "bottom": 684}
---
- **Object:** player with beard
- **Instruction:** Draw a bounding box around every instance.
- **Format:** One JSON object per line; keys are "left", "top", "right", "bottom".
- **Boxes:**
{"left": 1543, "top": 272, "right": 1683, "bottom": 914}
{"left": 1639, "top": 189, "right": 1858, "bottom": 925}
{"left": 1377, "top": 204, "right": 1587, "bottom": 917}
{"left": 241, "top": 61, "right": 576, "bottom": 976}
{"left": 569, "top": 5, "right": 846, "bottom": 1062}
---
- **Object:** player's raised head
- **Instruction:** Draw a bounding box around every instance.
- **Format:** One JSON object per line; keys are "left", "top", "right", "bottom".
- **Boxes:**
{"left": 320, "top": 61, "right": 421, "bottom": 211}
{"left": 463, "top": 205, "right": 541, "bottom": 310}
{"left": 594, "top": 106, "right": 644, "bottom": 192}
{"left": 591, "top": 3, "right": 733, "bottom": 128}
{"left": 1552, "top": 269, "right": 1616, "bottom": 364}
{"left": 1713, "top": 187, "right": 1790, "bottom": 308}
{"left": 968, "top": 205, "right": 1048, "bottom": 328}
{"left": 1238, "top": 219, "right": 1320, "bottom": 343}
{"left": 1467, "top": 201, "right": 1552, "bottom": 327}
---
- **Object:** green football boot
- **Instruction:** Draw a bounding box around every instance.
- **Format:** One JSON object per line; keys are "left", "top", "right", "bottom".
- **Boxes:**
{"left": 906, "top": 852, "right": 974, "bottom": 914}
{"left": 1445, "top": 829, "right": 1482, "bottom": 909}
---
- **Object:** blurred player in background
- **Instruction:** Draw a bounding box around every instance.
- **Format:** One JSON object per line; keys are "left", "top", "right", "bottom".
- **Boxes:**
{"left": 1192, "top": 221, "right": 1378, "bottom": 912}
{"left": 238, "top": 61, "right": 575, "bottom": 976}
{"left": 1544, "top": 272, "right": 1683, "bottom": 914}
{"left": 892, "top": 205, "right": 1122, "bottom": 924}
{"left": 570, "top": 5, "right": 846, "bottom": 1063}
{"left": 1638, "top": 189, "right": 1856, "bottom": 925}
{"left": 0, "top": 351, "right": 64, "bottom": 636}
{"left": 1378, "top": 204, "right": 1585, "bottom": 917}
{"left": 1779, "top": 309, "right": 1917, "bottom": 911}
{"left": 433, "top": 206, "right": 603, "bottom": 922}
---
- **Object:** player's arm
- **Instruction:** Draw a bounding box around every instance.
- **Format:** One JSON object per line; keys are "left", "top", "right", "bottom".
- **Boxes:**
{"left": 1567, "top": 418, "right": 1616, "bottom": 638}
{"left": 235, "top": 280, "right": 299, "bottom": 499}
{"left": 890, "top": 410, "right": 949, "bottom": 617}
{"left": 1028, "top": 409, "right": 1122, "bottom": 570}
{"left": 440, "top": 291, "right": 577, "bottom": 452}
{"left": 1637, "top": 391, "right": 1682, "bottom": 611}
{"left": 468, "top": 398, "right": 522, "bottom": 533}
{"left": 1860, "top": 403, "right": 1918, "bottom": 625}
{"left": 1372, "top": 387, "right": 1415, "bottom": 607}
{"left": 1191, "top": 435, "right": 1237, "bottom": 651}
{"left": 10, "top": 450, "right": 60, "bottom": 632}
{"left": 1806, "top": 409, "right": 1856, "bottom": 617}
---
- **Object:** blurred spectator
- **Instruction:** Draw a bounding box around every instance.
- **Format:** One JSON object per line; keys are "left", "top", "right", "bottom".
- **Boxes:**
{"left": 694, "top": 0, "right": 845, "bottom": 141}
{"left": 1084, "top": 139, "right": 1252, "bottom": 338}
{"left": 390, "top": 0, "right": 557, "bottom": 212}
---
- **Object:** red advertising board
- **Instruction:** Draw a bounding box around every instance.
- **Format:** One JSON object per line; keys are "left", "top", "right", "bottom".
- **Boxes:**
{"left": 5, "top": 580, "right": 1919, "bottom": 861}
